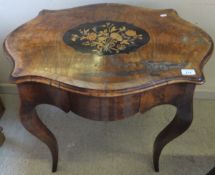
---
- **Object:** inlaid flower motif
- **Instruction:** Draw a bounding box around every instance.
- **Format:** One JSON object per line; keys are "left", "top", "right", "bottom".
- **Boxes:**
{"left": 86, "top": 32, "right": 97, "bottom": 41}
{"left": 64, "top": 21, "right": 150, "bottom": 55}
{"left": 125, "top": 30, "right": 137, "bottom": 37}
{"left": 71, "top": 34, "right": 79, "bottom": 42}
{"left": 110, "top": 33, "right": 123, "bottom": 41}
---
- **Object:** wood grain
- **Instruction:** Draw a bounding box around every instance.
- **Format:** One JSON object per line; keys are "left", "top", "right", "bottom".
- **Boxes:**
{"left": 4, "top": 3, "right": 213, "bottom": 97}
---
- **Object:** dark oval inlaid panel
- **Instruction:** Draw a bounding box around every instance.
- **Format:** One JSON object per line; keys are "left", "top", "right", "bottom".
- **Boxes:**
{"left": 63, "top": 21, "right": 150, "bottom": 55}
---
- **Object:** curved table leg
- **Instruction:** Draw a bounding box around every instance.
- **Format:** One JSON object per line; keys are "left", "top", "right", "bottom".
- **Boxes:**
{"left": 153, "top": 85, "right": 194, "bottom": 172}
{"left": 0, "top": 98, "right": 5, "bottom": 146}
{"left": 20, "top": 99, "right": 58, "bottom": 172}
{"left": 18, "top": 82, "right": 71, "bottom": 172}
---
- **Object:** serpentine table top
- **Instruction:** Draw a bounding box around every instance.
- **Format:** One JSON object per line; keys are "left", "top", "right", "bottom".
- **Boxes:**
{"left": 3, "top": 3, "right": 213, "bottom": 173}
{"left": 4, "top": 3, "right": 213, "bottom": 97}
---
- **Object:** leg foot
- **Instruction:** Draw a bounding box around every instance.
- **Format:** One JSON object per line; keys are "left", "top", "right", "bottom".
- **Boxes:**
{"left": 0, "top": 126, "right": 5, "bottom": 146}
{"left": 0, "top": 98, "right": 4, "bottom": 119}
{"left": 207, "top": 166, "right": 215, "bottom": 175}
{"left": 153, "top": 85, "right": 194, "bottom": 172}
{"left": 20, "top": 101, "right": 58, "bottom": 172}
{"left": 0, "top": 98, "right": 5, "bottom": 146}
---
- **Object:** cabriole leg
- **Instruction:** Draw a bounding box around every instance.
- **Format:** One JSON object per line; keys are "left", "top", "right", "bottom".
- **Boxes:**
{"left": 153, "top": 84, "right": 195, "bottom": 172}
{"left": 0, "top": 99, "right": 5, "bottom": 146}
{"left": 19, "top": 93, "right": 58, "bottom": 172}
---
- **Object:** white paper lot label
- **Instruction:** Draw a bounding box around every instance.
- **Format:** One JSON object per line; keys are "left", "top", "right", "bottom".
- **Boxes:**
{"left": 181, "top": 69, "right": 196, "bottom": 76}
{"left": 160, "top": 14, "right": 167, "bottom": 17}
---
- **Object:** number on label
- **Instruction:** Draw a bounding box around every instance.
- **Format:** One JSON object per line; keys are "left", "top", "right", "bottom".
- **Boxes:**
{"left": 181, "top": 69, "right": 196, "bottom": 76}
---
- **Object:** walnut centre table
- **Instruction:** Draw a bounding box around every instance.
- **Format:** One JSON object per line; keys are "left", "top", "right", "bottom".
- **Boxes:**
{"left": 4, "top": 3, "right": 213, "bottom": 173}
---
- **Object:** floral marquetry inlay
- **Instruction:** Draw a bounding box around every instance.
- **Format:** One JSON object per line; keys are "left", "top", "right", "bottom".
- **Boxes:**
{"left": 5, "top": 4, "right": 213, "bottom": 95}
{"left": 63, "top": 21, "right": 150, "bottom": 55}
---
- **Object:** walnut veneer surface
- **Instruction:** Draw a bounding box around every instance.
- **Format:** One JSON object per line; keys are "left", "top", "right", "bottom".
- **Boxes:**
{"left": 4, "top": 3, "right": 213, "bottom": 97}
{"left": 4, "top": 3, "right": 213, "bottom": 173}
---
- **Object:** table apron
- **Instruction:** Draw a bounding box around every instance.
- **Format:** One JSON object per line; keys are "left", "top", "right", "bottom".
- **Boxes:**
{"left": 17, "top": 82, "right": 195, "bottom": 121}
